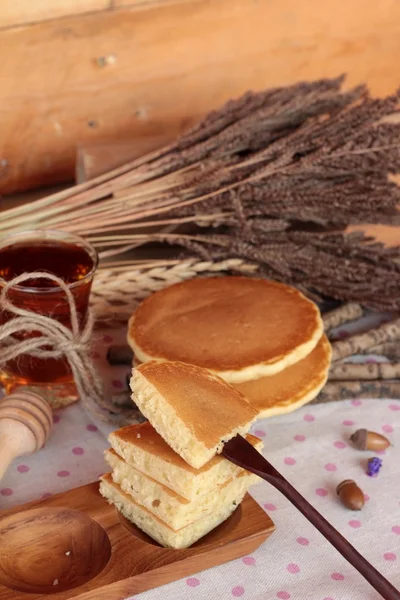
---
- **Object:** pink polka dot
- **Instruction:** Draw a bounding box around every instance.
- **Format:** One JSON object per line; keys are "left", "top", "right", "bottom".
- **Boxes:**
{"left": 57, "top": 470, "right": 70, "bottom": 478}
{"left": 1, "top": 488, "right": 13, "bottom": 496}
{"left": 91, "top": 351, "right": 100, "bottom": 359}
{"left": 186, "top": 578, "right": 200, "bottom": 587}
{"left": 264, "top": 503, "right": 277, "bottom": 511}
{"left": 349, "top": 520, "right": 362, "bottom": 529}
{"left": 382, "top": 424, "right": 393, "bottom": 433}
{"left": 103, "top": 334, "right": 113, "bottom": 343}
{"left": 232, "top": 586, "right": 245, "bottom": 597}
{"left": 294, "top": 434, "right": 306, "bottom": 442}
{"left": 284, "top": 457, "right": 296, "bottom": 466}
{"left": 364, "top": 493, "right": 370, "bottom": 502}
{"left": 277, "top": 593, "right": 291, "bottom": 600}
{"left": 287, "top": 563, "right": 300, "bottom": 574}
{"left": 72, "top": 447, "right": 84, "bottom": 455}
{"left": 112, "top": 379, "right": 123, "bottom": 389}
{"left": 325, "top": 463, "right": 337, "bottom": 472}
{"left": 366, "top": 357, "right": 377, "bottom": 364}
{"left": 334, "top": 440, "right": 346, "bottom": 449}
{"left": 351, "top": 399, "right": 362, "bottom": 407}
{"left": 53, "top": 414, "right": 60, "bottom": 424}
{"left": 316, "top": 488, "right": 328, "bottom": 497}
{"left": 17, "top": 464, "right": 29, "bottom": 473}
{"left": 342, "top": 420, "right": 354, "bottom": 426}
{"left": 86, "top": 424, "right": 98, "bottom": 432}
{"left": 296, "top": 537, "right": 309, "bottom": 546}
{"left": 253, "top": 429, "right": 265, "bottom": 437}
{"left": 392, "top": 526, "right": 400, "bottom": 535}
{"left": 384, "top": 552, "right": 396, "bottom": 561}
{"left": 304, "top": 414, "right": 315, "bottom": 422}
{"left": 242, "top": 556, "right": 256, "bottom": 566}
{"left": 389, "top": 404, "right": 400, "bottom": 412}
{"left": 376, "top": 449, "right": 386, "bottom": 455}
{"left": 338, "top": 330, "right": 349, "bottom": 338}
{"left": 331, "top": 572, "right": 344, "bottom": 581}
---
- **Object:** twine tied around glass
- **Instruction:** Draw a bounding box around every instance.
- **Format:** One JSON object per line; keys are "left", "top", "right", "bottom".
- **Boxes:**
{"left": 0, "top": 272, "right": 136, "bottom": 424}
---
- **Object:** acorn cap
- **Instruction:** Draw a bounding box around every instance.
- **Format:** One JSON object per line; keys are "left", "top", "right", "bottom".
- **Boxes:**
{"left": 336, "top": 479, "right": 355, "bottom": 495}
{"left": 350, "top": 429, "right": 368, "bottom": 450}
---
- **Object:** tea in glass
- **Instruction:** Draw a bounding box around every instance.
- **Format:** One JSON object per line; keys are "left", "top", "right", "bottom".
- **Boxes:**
{"left": 0, "top": 230, "right": 98, "bottom": 407}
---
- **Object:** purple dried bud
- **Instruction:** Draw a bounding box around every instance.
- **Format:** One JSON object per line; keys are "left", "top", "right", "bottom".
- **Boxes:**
{"left": 367, "top": 457, "right": 383, "bottom": 477}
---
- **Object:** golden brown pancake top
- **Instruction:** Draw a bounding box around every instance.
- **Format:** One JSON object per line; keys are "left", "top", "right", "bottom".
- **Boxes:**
{"left": 128, "top": 277, "right": 322, "bottom": 372}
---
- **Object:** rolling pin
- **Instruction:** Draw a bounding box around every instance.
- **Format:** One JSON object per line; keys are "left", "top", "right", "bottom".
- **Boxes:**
{"left": 0, "top": 391, "right": 53, "bottom": 482}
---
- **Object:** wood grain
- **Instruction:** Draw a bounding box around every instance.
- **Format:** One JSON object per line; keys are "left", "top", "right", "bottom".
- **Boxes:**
{"left": 0, "top": 483, "right": 274, "bottom": 599}
{"left": 0, "top": 0, "right": 110, "bottom": 29}
{"left": 0, "top": 392, "right": 53, "bottom": 482}
{"left": 2, "top": 0, "right": 400, "bottom": 194}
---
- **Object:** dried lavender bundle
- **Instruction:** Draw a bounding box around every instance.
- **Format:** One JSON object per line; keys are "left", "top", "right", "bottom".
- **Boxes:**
{"left": 0, "top": 75, "right": 399, "bottom": 310}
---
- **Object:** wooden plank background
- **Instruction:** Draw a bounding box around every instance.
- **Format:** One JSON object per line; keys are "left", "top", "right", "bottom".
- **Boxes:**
{"left": 1, "top": 0, "right": 400, "bottom": 194}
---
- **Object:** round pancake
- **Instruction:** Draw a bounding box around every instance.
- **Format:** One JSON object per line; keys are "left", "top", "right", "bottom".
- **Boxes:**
{"left": 128, "top": 277, "right": 323, "bottom": 383}
{"left": 234, "top": 334, "right": 331, "bottom": 418}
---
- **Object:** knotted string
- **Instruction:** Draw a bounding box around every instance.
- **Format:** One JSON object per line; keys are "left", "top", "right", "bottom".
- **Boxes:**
{"left": 0, "top": 272, "right": 136, "bottom": 424}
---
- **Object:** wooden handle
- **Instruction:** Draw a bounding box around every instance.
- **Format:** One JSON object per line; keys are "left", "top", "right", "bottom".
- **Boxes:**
{"left": 0, "top": 392, "right": 53, "bottom": 482}
{"left": 222, "top": 436, "right": 400, "bottom": 600}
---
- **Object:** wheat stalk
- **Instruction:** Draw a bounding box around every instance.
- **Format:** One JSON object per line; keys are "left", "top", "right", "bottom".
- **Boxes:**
{"left": 1, "top": 75, "right": 399, "bottom": 314}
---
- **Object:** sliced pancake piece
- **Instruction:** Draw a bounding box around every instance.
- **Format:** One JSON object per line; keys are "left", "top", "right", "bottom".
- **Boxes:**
{"left": 109, "top": 421, "right": 260, "bottom": 500}
{"left": 99, "top": 474, "right": 247, "bottom": 549}
{"left": 130, "top": 360, "right": 257, "bottom": 468}
{"left": 105, "top": 449, "right": 259, "bottom": 530}
{"left": 235, "top": 335, "right": 331, "bottom": 418}
{"left": 128, "top": 277, "right": 323, "bottom": 383}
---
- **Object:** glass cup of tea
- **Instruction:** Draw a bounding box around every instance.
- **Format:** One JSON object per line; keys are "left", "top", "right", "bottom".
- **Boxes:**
{"left": 0, "top": 230, "right": 98, "bottom": 407}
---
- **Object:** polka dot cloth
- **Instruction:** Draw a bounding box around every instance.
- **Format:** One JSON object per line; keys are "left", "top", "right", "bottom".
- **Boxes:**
{"left": 0, "top": 326, "right": 398, "bottom": 600}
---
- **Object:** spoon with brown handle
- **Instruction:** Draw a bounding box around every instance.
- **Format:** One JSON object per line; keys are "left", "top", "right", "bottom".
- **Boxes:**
{"left": 0, "top": 391, "right": 53, "bottom": 482}
{"left": 222, "top": 435, "right": 400, "bottom": 600}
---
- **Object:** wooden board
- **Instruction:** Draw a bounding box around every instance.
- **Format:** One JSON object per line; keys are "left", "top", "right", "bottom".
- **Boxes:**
{"left": 0, "top": 483, "right": 274, "bottom": 599}
{"left": 0, "top": 1, "right": 109, "bottom": 29}
{"left": 2, "top": 0, "right": 400, "bottom": 194}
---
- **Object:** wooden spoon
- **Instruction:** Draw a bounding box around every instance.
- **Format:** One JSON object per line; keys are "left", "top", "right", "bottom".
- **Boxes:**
{"left": 0, "top": 391, "right": 53, "bottom": 482}
{"left": 222, "top": 435, "right": 400, "bottom": 600}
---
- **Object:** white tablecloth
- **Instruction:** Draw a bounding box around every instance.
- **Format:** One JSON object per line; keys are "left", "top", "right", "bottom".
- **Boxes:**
{"left": 1, "top": 329, "right": 399, "bottom": 600}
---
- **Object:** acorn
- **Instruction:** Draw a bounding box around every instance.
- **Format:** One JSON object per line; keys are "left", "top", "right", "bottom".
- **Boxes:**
{"left": 350, "top": 428, "right": 390, "bottom": 452}
{"left": 336, "top": 480, "right": 365, "bottom": 511}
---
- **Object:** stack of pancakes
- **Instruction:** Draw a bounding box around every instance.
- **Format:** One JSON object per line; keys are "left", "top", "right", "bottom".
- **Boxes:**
{"left": 127, "top": 277, "right": 332, "bottom": 417}
{"left": 100, "top": 361, "right": 262, "bottom": 549}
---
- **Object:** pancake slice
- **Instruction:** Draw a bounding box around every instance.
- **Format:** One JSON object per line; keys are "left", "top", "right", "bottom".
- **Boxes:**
{"left": 235, "top": 335, "right": 331, "bottom": 418}
{"left": 109, "top": 421, "right": 262, "bottom": 501}
{"left": 105, "top": 449, "right": 259, "bottom": 530}
{"left": 128, "top": 277, "right": 323, "bottom": 382}
{"left": 130, "top": 361, "right": 257, "bottom": 469}
{"left": 99, "top": 474, "right": 248, "bottom": 549}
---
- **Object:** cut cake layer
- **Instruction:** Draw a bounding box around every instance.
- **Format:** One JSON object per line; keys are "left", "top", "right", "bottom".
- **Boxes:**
{"left": 109, "top": 421, "right": 261, "bottom": 501}
{"left": 99, "top": 474, "right": 247, "bottom": 549}
{"left": 105, "top": 448, "right": 259, "bottom": 530}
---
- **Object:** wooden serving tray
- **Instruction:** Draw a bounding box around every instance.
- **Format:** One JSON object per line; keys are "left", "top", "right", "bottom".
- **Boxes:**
{"left": 0, "top": 482, "right": 274, "bottom": 600}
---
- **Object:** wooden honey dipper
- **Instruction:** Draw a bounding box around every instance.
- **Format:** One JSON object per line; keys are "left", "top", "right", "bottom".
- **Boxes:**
{"left": 0, "top": 391, "right": 53, "bottom": 481}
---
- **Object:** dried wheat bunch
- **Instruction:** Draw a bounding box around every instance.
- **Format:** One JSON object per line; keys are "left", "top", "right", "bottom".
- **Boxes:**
{"left": 1, "top": 75, "right": 399, "bottom": 309}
